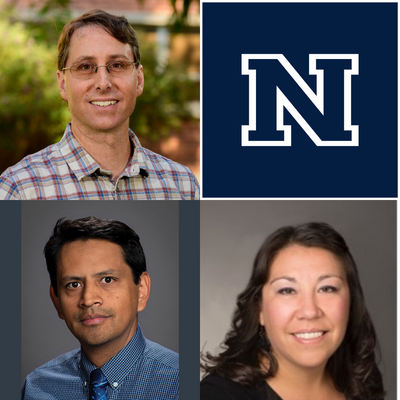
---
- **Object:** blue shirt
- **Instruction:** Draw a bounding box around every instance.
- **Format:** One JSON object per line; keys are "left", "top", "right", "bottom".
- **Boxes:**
{"left": 21, "top": 325, "right": 179, "bottom": 399}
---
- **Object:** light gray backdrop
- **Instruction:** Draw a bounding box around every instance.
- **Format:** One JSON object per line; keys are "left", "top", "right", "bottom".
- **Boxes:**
{"left": 22, "top": 201, "right": 179, "bottom": 383}
{"left": 200, "top": 200, "right": 396, "bottom": 400}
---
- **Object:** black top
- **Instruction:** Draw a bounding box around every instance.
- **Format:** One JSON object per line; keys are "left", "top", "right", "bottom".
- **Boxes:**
{"left": 200, "top": 374, "right": 363, "bottom": 400}
{"left": 200, "top": 374, "right": 283, "bottom": 400}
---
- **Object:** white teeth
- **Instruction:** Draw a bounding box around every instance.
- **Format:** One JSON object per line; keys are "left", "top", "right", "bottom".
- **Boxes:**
{"left": 294, "top": 331, "right": 324, "bottom": 340}
{"left": 91, "top": 100, "right": 117, "bottom": 107}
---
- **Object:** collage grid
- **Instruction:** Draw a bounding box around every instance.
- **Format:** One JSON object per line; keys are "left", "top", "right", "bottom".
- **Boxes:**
{"left": 0, "top": 1, "right": 398, "bottom": 399}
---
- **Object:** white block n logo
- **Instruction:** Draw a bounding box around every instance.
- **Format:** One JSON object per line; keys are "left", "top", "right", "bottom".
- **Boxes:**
{"left": 241, "top": 54, "right": 359, "bottom": 146}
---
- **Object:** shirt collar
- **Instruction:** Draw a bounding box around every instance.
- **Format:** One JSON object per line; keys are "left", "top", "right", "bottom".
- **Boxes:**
{"left": 58, "top": 123, "right": 149, "bottom": 180}
{"left": 124, "top": 131, "right": 150, "bottom": 178}
{"left": 80, "top": 324, "right": 147, "bottom": 391}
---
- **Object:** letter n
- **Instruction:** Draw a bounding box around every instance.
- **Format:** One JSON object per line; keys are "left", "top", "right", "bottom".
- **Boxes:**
{"left": 241, "top": 54, "right": 359, "bottom": 146}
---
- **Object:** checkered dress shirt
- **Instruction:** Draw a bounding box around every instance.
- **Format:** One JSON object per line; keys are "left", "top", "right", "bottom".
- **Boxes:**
{"left": 21, "top": 325, "right": 179, "bottom": 400}
{"left": 0, "top": 123, "right": 199, "bottom": 200}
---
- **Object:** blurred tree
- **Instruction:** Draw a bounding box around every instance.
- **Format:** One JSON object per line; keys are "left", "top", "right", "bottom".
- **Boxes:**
{"left": 132, "top": 37, "right": 198, "bottom": 141}
{"left": 0, "top": 3, "right": 70, "bottom": 172}
{"left": 33, "top": 0, "right": 199, "bottom": 30}
{"left": 0, "top": 0, "right": 199, "bottom": 173}
{"left": 170, "top": 0, "right": 199, "bottom": 31}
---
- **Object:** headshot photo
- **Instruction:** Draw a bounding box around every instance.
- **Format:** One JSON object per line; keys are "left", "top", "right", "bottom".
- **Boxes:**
{"left": 21, "top": 201, "right": 180, "bottom": 399}
{"left": 200, "top": 201, "right": 396, "bottom": 400}
{"left": 0, "top": 7, "right": 199, "bottom": 200}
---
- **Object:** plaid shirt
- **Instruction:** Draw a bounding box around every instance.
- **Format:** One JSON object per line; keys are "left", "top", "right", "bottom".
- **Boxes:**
{"left": 22, "top": 324, "right": 179, "bottom": 400}
{"left": 0, "top": 123, "right": 199, "bottom": 200}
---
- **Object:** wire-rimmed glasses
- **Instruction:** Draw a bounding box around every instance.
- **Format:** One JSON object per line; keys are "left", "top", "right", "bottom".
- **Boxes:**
{"left": 62, "top": 60, "right": 140, "bottom": 80}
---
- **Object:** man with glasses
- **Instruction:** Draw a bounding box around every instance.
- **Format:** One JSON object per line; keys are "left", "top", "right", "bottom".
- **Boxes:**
{"left": 0, "top": 9, "right": 199, "bottom": 200}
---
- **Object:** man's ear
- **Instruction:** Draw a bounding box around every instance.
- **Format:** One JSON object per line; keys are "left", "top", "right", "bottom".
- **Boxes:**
{"left": 50, "top": 285, "right": 65, "bottom": 320}
{"left": 57, "top": 70, "right": 68, "bottom": 102}
{"left": 136, "top": 65, "right": 144, "bottom": 97}
{"left": 137, "top": 272, "right": 151, "bottom": 312}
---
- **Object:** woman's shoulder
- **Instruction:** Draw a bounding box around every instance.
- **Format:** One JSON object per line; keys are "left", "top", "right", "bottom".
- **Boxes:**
{"left": 200, "top": 374, "right": 282, "bottom": 400}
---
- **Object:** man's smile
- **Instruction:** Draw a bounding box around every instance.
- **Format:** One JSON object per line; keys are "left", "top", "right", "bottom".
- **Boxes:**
{"left": 89, "top": 99, "right": 119, "bottom": 108}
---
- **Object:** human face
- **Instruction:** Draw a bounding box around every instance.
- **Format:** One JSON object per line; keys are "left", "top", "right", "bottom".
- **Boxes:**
{"left": 50, "top": 239, "right": 149, "bottom": 353}
{"left": 259, "top": 245, "right": 350, "bottom": 372}
{"left": 57, "top": 25, "right": 144, "bottom": 134}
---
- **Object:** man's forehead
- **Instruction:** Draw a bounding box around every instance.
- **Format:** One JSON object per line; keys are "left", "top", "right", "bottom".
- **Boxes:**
{"left": 68, "top": 25, "right": 134, "bottom": 61}
{"left": 59, "top": 238, "right": 123, "bottom": 254}
{"left": 58, "top": 239, "right": 124, "bottom": 263}
{"left": 73, "top": 24, "right": 109, "bottom": 39}
{"left": 56, "top": 239, "right": 129, "bottom": 277}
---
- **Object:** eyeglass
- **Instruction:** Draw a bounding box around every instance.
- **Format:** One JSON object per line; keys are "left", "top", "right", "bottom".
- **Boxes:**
{"left": 62, "top": 60, "right": 139, "bottom": 80}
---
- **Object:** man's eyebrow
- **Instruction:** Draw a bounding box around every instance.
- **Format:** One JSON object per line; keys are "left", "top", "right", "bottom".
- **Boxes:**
{"left": 71, "top": 54, "right": 132, "bottom": 64}
{"left": 60, "top": 275, "right": 83, "bottom": 284}
{"left": 108, "top": 54, "right": 132, "bottom": 61}
{"left": 91, "top": 269, "right": 122, "bottom": 278}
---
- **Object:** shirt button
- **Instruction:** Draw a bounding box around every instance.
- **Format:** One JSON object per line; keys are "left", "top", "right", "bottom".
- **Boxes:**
{"left": 113, "top": 382, "right": 118, "bottom": 388}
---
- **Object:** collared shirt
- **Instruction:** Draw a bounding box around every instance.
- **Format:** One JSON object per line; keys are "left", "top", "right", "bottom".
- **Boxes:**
{"left": 21, "top": 325, "right": 179, "bottom": 400}
{"left": 0, "top": 123, "right": 199, "bottom": 200}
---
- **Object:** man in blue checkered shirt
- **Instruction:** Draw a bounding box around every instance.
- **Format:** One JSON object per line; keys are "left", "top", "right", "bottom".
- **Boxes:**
{"left": 21, "top": 217, "right": 179, "bottom": 400}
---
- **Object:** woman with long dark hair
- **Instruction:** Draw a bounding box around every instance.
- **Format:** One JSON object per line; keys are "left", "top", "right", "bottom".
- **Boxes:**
{"left": 201, "top": 222, "right": 385, "bottom": 400}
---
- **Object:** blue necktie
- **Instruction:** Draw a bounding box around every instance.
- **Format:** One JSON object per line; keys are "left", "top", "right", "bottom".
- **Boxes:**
{"left": 90, "top": 369, "right": 108, "bottom": 400}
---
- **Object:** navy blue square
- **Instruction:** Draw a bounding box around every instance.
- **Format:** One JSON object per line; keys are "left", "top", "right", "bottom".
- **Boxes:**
{"left": 202, "top": 3, "right": 397, "bottom": 197}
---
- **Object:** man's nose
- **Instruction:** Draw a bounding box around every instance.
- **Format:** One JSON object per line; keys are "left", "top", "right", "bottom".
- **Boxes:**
{"left": 80, "top": 282, "right": 102, "bottom": 308}
{"left": 94, "top": 65, "right": 112, "bottom": 90}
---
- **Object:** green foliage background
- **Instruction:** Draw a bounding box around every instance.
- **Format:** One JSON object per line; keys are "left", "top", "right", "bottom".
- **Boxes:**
{"left": 0, "top": 10, "right": 70, "bottom": 171}
{"left": 0, "top": 1, "right": 199, "bottom": 173}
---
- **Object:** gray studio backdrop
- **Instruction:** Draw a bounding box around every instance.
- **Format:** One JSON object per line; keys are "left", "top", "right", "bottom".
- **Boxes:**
{"left": 22, "top": 201, "right": 179, "bottom": 383}
{"left": 200, "top": 200, "right": 396, "bottom": 400}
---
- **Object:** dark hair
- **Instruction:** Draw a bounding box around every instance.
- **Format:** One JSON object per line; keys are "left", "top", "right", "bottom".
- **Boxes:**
{"left": 57, "top": 9, "right": 141, "bottom": 70}
{"left": 44, "top": 216, "right": 146, "bottom": 297}
{"left": 202, "top": 222, "right": 385, "bottom": 400}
